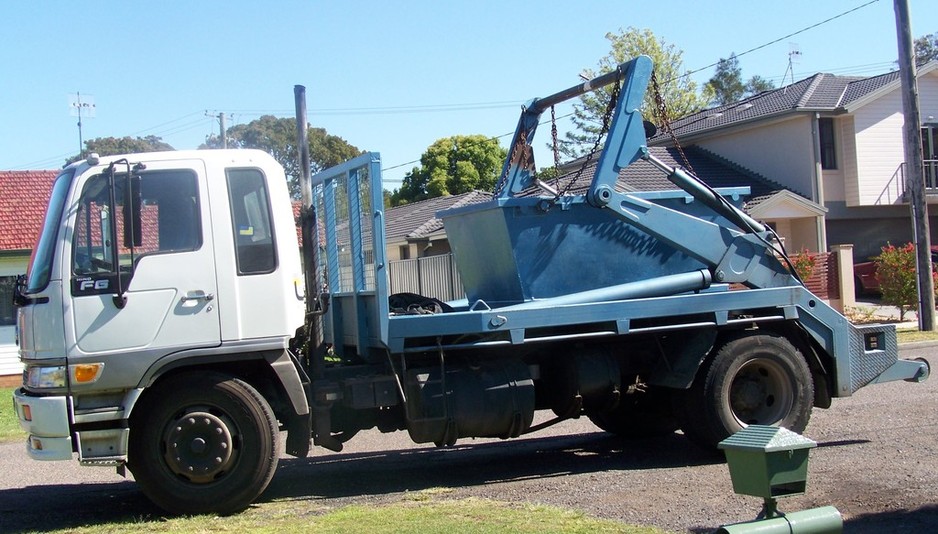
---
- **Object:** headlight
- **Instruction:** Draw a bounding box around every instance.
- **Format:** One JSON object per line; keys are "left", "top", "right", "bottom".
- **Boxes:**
{"left": 25, "top": 365, "right": 68, "bottom": 389}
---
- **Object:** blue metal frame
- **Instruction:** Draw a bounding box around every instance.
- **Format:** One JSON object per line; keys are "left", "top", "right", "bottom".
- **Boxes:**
{"left": 311, "top": 152, "right": 388, "bottom": 361}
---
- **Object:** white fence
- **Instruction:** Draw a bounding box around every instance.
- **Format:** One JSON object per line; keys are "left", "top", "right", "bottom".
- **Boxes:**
{"left": 388, "top": 254, "right": 465, "bottom": 302}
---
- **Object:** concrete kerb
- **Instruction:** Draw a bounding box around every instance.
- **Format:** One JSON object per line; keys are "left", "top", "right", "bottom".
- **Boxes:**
{"left": 900, "top": 340, "right": 938, "bottom": 351}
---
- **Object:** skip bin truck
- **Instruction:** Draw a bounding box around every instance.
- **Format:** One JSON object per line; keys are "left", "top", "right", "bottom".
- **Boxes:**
{"left": 12, "top": 56, "right": 929, "bottom": 514}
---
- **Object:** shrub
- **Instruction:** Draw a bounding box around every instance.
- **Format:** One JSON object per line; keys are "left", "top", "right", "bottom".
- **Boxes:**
{"left": 790, "top": 248, "right": 817, "bottom": 282}
{"left": 875, "top": 242, "right": 938, "bottom": 321}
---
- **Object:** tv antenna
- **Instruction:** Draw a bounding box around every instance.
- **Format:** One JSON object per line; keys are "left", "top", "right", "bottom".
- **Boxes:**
{"left": 781, "top": 43, "right": 802, "bottom": 89}
{"left": 69, "top": 92, "right": 96, "bottom": 156}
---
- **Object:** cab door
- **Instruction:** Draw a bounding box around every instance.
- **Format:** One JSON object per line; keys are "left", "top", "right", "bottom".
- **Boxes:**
{"left": 68, "top": 160, "right": 220, "bottom": 355}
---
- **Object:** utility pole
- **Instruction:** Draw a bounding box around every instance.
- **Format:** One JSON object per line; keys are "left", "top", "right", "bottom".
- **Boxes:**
{"left": 219, "top": 112, "right": 227, "bottom": 149}
{"left": 207, "top": 111, "right": 228, "bottom": 148}
{"left": 894, "top": 0, "right": 934, "bottom": 330}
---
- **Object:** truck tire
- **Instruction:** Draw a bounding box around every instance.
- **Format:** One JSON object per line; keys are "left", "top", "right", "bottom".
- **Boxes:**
{"left": 128, "top": 372, "right": 279, "bottom": 515}
{"left": 678, "top": 333, "right": 813, "bottom": 450}
{"left": 587, "top": 386, "right": 679, "bottom": 438}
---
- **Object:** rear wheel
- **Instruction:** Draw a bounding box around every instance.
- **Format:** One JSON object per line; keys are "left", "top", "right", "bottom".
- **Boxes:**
{"left": 128, "top": 372, "right": 279, "bottom": 515}
{"left": 678, "top": 333, "right": 813, "bottom": 450}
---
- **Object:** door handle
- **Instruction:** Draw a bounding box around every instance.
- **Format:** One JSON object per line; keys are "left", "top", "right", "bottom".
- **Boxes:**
{"left": 181, "top": 290, "right": 215, "bottom": 303}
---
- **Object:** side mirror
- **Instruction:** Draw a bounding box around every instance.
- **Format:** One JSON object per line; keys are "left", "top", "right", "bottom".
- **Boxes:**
{"left": 12, "top": 274, "right": 29, "bottom": 306}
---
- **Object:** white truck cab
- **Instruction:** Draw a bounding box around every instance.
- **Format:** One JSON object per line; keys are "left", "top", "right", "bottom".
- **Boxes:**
{"left": 14, "top": 149, "right": 305, "bottom": 464}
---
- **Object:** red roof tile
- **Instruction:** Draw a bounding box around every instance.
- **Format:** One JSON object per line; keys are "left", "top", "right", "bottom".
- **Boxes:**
{"left": 0, "top": 170, "right": 59, "bottom": 251}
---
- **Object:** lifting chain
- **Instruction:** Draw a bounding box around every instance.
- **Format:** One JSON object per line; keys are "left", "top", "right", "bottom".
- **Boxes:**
{"left": 494, "top": 125, "right": 535, "bottom": 196}
{"left": 494, "top": 66, "right": 626, "bottom": 200}
{"left": 550, "top": 105, "right": 561, "bottom": 170}
{"left": 650, "top": 70, "right": 695, "bottom": 175}
{"left": 552, "top": 66, "right": 624, "bottom": 201}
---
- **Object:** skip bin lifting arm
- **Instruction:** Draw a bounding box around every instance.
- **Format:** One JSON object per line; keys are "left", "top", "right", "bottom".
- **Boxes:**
{"left": 498, "top": 55, "right": 796, "bottom": 289}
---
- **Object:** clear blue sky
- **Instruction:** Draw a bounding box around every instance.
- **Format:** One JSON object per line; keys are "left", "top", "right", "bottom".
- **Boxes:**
{"left": 1, "top": 0, "right": 931, "bottom": 187}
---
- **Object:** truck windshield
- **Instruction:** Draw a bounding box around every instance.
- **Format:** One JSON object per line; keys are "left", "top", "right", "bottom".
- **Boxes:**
{"left": 26, "top": 169, "right": 75, "bottom": 293}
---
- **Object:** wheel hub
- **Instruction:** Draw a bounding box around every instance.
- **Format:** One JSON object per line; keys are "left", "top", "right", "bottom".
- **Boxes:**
{"left": 730, "top": 360, "right": 791, "bottom": 426}
{"left": 732, "top": 378, "right": 766, "bottom": 414}
{"left": 163, "top": 411, "right": 235, "bottom": 483}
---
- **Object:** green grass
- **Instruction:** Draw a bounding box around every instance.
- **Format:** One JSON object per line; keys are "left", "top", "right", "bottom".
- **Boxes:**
{"left": 0, "top": 387, "right": 24, "bottom": 443}
{"left": 897, "top": 327, "right": 938, "bottom": 344}
{"left": 0, "top": 393, "right": 668, "bottom": 534}
{"left": 39, "top": 492, "right": 667, "bottom": 534}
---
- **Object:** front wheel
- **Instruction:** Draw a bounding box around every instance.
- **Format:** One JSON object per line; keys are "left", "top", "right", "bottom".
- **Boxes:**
{"left": 678, "top": 333, "right": 814, "bottom": 450}
{"left": 128, "top": 372, "right": 279, "bottom": 515}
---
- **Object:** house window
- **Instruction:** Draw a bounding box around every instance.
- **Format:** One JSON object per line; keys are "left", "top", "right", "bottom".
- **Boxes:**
{"left": 923, "top": 125, "right": 937, "bottom": 188}
{"left": 818, "top": 118, "right": 837, "bottom": 170}
{"left": 0, "top": 276, "right": 17, "bottom": 326}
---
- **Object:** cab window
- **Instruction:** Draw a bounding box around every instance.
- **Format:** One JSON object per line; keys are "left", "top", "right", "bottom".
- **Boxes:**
{"left": 72, "top": 170, "right": 201, "bottom": 276}
{"left": 227, "top": 169, "right": 277, "bottom": 275}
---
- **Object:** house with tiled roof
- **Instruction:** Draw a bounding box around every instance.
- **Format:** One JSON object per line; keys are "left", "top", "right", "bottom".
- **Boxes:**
{"left": 1, "top": 170, "right": 58, "bottom": 378}
{"left": 385, "top": 190, "right": 493, "bottom": 260}
{"left": 648, "top": 60, "right": 938, "bottom": 262}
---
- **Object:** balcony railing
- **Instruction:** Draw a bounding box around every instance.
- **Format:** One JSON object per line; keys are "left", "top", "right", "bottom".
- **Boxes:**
{"left": 880, "top": 160, "right": 938, "bottom": 204}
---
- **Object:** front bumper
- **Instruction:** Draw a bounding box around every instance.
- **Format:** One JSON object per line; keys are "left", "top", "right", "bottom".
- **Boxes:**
{"left": 12, "top": 388, "right": 73, "bottom": 461}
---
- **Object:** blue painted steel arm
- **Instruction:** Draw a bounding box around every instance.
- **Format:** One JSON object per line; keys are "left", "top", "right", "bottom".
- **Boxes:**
{"left": 586, "top": 55, "right": 653, "bottom": 206}
{"left": 558, "top": 55, "right": 798, "bottom": 289}
{"left": 498, "top": 56, "right": 654, "bottom": 198}
{"left": 594, "top": 189, "right": 797, "bottom": 288}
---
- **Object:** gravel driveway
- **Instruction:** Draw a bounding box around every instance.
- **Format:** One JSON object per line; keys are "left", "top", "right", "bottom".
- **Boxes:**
{"left": 1, "top": 347, "right": 935, "bottom": 533}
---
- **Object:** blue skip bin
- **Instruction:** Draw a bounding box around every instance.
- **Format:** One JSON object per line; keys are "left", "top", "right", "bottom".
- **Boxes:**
{"left": 440, "top": 188, "right": 748, "bottom": 308}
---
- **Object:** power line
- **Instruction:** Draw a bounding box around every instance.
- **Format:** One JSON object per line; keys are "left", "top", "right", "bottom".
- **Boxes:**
{"left": 381, "top": 112, "right": 575, "bottom": 181}
{"left": 151, "top": 117, "right": 215, "bottom": 138}
{"left": 671, "top": 0, "right": 883, "bottom": 85}
{"left": 16, "top": 2, "right": 886, "bottom": 174}
{"left": 222, "top": 100, "right": 524, "bottom": 118}
{"left": 128, "top": 111, "right": 205, "bottom": 137}
{"left": 10, "top": 151, "right": 75, "bottom": 170}
{"left": 273, "top": 2, "right": 895, "bottom": 178}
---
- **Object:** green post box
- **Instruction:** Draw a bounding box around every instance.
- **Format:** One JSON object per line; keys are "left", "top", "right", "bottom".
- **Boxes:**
{"left": 716, "top": 426, "right": 842, "bottom": 533}
{"left": 718, "top": 425, "right": 816, "bottom": 504}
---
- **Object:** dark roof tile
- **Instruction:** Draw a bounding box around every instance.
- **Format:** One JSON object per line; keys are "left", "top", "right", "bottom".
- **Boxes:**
{"left": 386, "top": 191, "right": 492, "bottom": 241}
{"left": 842, "top": 70, "right": 899, "bottom": 105}
{"left": 650, "top": 66, "right": 904, "bottom": 141}
{"left": 536, "top": 145, "right": 800, "bottom": 201}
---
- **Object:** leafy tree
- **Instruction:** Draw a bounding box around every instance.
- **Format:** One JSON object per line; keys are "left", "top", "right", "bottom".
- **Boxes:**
{"left": 66, "top": 135, "right": 173, "bottom": 166}
{"left": 706, "top": 55, "right": 746, "bottom": 106}
{"left": 914, "top": 32, "right": 938, "bottom": 65}
{"left": 561, "top": 27, "right": 710, "bottom": 159}
{"left": 705, "top": 54, "right": 777, "bottom": 106}
{"left": 382, "top": 189, "right": 393, "bottom": 209}
{"left": 745, "top": 75, "right": 775, "bottom": 95}
{"left": 390, "top": 135, "right": 506, "bottom": 206}
{"left": 203, "top": 115, "right": 361, "bottom": 198}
